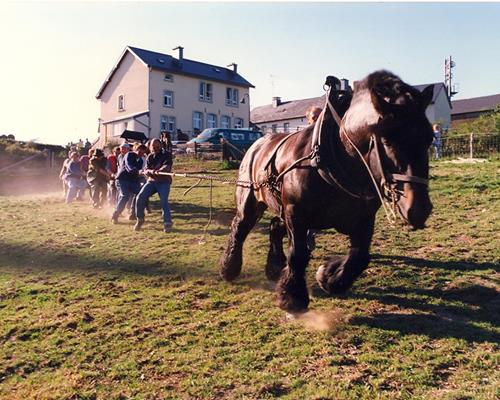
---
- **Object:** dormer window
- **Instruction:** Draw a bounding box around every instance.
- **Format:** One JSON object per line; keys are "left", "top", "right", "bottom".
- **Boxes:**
{"left": 164, "top": 74, "right": 173, "bottom": 82}
{"left": 118, "top": 95, "right": 125, "bottom": 111}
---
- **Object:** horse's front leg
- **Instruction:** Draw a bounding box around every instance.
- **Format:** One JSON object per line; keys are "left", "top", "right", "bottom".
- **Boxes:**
{"left": 316, "top": 217, "right": 374, "bottom": 295}
{"left": 220, "top": 191, "right": 264, "bottom": 282}
{"left": 276, "top": 211, "right": 310, "bottom": 313}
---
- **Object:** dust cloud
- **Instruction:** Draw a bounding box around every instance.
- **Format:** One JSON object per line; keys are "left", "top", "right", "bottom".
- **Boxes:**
{"left": 287, "top": 309, "right": 350, "bottom": 333}
{"left": 0, "top": 173, "right": 61, "bottom": 197}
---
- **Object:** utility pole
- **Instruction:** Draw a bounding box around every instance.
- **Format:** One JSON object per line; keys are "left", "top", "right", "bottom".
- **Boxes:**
{"left": 444, "top": 56, "right": 459, "bottom": 99}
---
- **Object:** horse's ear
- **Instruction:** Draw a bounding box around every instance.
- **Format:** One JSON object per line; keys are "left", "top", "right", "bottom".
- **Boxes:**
{"left": 420, "top": 84, "right": 434, "bottom": 110}
{"left": 370, "top": 89, "right": 404, "bottom": 116}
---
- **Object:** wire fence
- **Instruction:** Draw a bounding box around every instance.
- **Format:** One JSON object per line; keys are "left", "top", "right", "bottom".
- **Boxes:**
{"left": 439, "top": 132, "right": 500, "bottom": 159}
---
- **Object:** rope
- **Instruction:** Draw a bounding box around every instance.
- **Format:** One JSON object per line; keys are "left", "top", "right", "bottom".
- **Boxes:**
{"left": 0, "top": 150, "right": 46, "bottom": 173}
{"left": 155, "top": 171, "right": 258, "bottom": 189}
{"left": 154, "top": 171, "right": 258, "bottom": 245}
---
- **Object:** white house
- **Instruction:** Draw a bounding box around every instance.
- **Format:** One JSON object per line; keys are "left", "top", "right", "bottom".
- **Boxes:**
{"left": 251, "top": 81, "right": 451, "bottom": 133}
{"left": 95, "top": 46, "right": 254, "bottom": 146}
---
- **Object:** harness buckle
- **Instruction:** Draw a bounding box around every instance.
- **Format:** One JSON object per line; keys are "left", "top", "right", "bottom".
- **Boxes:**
{"left": 311, "top": 145, "right": 321, "bottom": 168}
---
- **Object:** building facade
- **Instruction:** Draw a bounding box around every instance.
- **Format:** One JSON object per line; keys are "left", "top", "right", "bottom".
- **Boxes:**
{"left": 96, "top": 46, "right": 254, "bottom": 146}
{"left": 252, "top": 81, "right": 451, "bottom": 133}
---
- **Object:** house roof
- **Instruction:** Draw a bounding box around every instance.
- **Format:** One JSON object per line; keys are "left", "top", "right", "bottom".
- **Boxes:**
{"left": 251, "top": 95, "right": 326, "bottom": 124}
{"left": 451, "top": 93, "right": 500, "bottom": 115}
{"left": 251, "top": 82, "right": 449, "bottom": 124}
{"left": 413, "top": 82, "right": 451, "bottom": 108}
{"left": 101, "top": 110, "right": 149, "bottom": 125}
{"left": 96, "top": 46, "right": 254, "bottom": 99}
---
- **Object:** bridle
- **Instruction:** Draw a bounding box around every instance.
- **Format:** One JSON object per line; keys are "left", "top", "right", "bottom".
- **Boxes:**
{"left": 319, "top": 89, "right": 429, "bottom": 224}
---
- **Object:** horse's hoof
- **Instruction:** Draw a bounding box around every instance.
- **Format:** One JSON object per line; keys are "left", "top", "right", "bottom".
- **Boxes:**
{"left": 315, "top": 258, "right": 346, "bottom": 295}
{"left": 219, "top": 258, "right": 242, "bottom": 282}
{"left": 219, "top": 263, "right": 241, "bottom": 282}
{"left": 278, "top": 291, "right": 309, "bottom": 314}
{"left": 284, "top": 310, "right": 307, "bottom": 321}
{"left": 316, "top": 253, "right": 367, "bottom": 295}
{"left": 315, "top": 264, "right": 329, "bottom": 293}
{"left": 219, "top": 246, "right": 243, "bottom": 282}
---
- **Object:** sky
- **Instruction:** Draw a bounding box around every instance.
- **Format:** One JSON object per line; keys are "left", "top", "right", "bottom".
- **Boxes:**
{"left": 0, "top": 1, "right": 499, "bottom": 145}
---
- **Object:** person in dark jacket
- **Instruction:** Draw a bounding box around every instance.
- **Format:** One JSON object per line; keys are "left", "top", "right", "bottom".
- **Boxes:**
{"left": 160, "top": 130, "right": 173, "bottom": 153}
{"left": 134, "top": 138, "right": 173, "bottom": 232}
{"left": 106, "top": 146, "right": 120, "bottom": 206}
{"left": 111, "top": 143, "right": 147, "bottom": 224}
{"left": 64, "top": 151, "right": 86, "bottom": 204}
{"left": 87, "top": 148, "right": 110, "bottom": 208}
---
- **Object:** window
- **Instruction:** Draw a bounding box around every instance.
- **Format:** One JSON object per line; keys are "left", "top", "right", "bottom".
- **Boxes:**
{"left": 113, "top": 121, "right": 127, "bottom": 136}
{"left": 160, "top": 115, "right": 176, "bottom": 132}
{"left": 230, "top": 133, "right": 245, "bottom": 141}
{"left": 164, "top": 74, "right": 173, "bottom": 82}
{"left": 234, "top": 118, "right": 244, "bottom": 128}
{"left": 163, "top": 90, "right": 174, "bottom": 108}
{"left": 118, "top": 95, "right": 125, "bottom": 111}
{"left": 199, "top": 82, "right": 213, "bottom": 102}
{"left": 193, "top": 111, "right": 203, "bottom": 131}
{"left": 261, "top": 125, "right": 267, "bottom": 134}
{"left": 284, "top": 122, "right": 290, "bottom": 133}
{"left": 207, "top": 113, "right": 217, "bottom": 129}
{"left": 221, "top": 115, "right": 231, "bottom": 129}
{"left": 272, "top": 124, "right": 278, "bottom": 133}
{"left": 226, "top": 87, "right": 239, "bottom": 106}
{"left": 249, "top": 132, "right": 262, "bottom": 141}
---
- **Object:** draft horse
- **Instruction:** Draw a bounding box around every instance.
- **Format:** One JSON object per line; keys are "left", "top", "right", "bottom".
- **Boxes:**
{"left": 220, "top": 70, "right": 435, "bottom": 313}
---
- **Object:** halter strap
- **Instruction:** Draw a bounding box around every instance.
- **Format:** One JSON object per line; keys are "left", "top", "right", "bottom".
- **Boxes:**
{"left": 388, "top": 173, "right": 429, "bottom": 186}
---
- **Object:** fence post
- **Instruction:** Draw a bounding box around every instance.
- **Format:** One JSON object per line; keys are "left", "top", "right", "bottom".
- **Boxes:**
{"left": 469, "top": 132, "right": 474, "bottom": 159}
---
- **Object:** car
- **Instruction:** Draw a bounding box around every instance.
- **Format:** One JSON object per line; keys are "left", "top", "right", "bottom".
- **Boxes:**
{"left": 186, "top": 128, "right": 263, "bottom": 153}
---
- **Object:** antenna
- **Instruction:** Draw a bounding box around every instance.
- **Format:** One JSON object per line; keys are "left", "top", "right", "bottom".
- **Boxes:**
{"left": 444, "top": 55, "right": 458, "bottom": 98}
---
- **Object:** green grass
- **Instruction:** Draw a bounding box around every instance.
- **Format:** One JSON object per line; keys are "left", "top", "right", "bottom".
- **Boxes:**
{"left": 0, "top": 159, "right": 499, "bottom": 399}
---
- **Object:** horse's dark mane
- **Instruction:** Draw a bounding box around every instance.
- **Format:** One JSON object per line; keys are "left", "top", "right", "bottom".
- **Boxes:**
{"left": 356, "top": 70, "right": 419, "bottom": 105}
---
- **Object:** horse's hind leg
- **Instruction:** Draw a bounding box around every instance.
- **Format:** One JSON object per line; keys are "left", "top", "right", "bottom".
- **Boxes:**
{"left": 220, "top": 190, "right": 264, "bottom": 282}
{"left": 276, "top": 208, "right": 311, "bottom": 313}
{"left": 265, "top": 217, "right": 287, "bottom": 281}
{"left": 316, "top": 217, "right": 374, "bottom": 294}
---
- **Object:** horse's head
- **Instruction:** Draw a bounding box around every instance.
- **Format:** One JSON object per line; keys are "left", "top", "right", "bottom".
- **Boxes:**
{"left": 344, "top": 71, "right": 434, "bottom": 229}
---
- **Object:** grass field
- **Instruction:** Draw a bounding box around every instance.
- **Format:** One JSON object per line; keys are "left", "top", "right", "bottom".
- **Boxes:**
{"left": 0, "top": 158, "right": 499, "bottom": 399}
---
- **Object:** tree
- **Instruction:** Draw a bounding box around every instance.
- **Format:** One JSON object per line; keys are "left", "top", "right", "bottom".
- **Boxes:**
{"left": 452, "top": 106, "right": 500, "bottom": 136}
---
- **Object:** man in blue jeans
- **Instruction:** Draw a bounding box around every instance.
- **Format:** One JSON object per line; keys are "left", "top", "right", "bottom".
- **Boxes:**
{"left": 64, "top": 151, "right": 86, "bottom": 204}
{"left": 134, "top": 138, "right": 173, "bottom": 233}
{"left": 111, "top": 143, "right": 147, "bottom": 224}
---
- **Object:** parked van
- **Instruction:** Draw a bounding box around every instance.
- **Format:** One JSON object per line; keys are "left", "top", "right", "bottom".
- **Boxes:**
{"left": 187, "top": 128, "right": 263, "bottom": 150}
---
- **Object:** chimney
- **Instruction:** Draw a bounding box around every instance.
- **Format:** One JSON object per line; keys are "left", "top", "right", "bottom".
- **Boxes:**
{"left": 227, "top": 63, "right": 238, "bottom": 74}
{"left": 272, "top": 96, "right": 281, "bottom": 108}
{"left": 172, "top": 46, "right": 184, "bottom": 66}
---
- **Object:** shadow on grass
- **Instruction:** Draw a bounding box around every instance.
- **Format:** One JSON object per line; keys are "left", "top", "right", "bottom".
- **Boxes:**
{"left": 331, "top": 253, "right": 500, "bottom": 343}
{"left": 0, "top": 240, "right": 217, "bottom": 280}
{"left": 371, "top": 253, "right": 498, "bottom": 272}
{"left": 348, "top": 283, "right": 499, "bottom": 343}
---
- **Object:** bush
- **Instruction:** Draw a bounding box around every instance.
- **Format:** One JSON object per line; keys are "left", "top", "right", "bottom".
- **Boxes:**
{"left": 451, "top": 106, "right": 500, "bottom": 136}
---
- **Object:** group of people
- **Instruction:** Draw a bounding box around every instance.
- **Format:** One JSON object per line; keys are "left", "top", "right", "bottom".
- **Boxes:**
{"left": 59, "top": 132, "right": 174, "bottom": 233}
